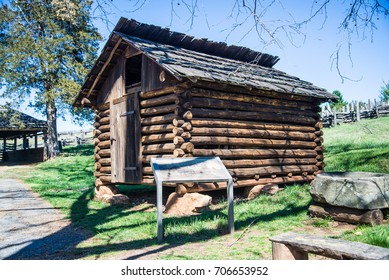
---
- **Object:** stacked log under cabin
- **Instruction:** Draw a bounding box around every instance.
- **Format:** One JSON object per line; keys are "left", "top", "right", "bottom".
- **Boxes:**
{"left": 74, "top": 18, "right": 335, "bottom": 199}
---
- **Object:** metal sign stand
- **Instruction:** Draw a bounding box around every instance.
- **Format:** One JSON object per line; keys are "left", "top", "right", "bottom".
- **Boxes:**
{"left": 151, "top": 157, "right": 234, "bottom": 242}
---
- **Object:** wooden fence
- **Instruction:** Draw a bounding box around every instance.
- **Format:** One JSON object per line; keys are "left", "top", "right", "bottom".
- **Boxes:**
{"left": 321, "top": 100, "right": 389, "bottom": 127}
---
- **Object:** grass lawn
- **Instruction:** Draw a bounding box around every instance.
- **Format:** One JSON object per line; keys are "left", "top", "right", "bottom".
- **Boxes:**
{"left": 2, "top": 117, "right": 388, "bottom": 259}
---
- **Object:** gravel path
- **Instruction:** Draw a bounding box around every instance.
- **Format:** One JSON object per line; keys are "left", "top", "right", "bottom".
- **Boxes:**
{"left": 0, "top": 177, "right": 89, "bottom": 259}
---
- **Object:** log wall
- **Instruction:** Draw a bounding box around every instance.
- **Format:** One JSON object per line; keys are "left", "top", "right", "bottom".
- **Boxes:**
{"left": 92, "top": 81, "right": 325, "bottom": 194}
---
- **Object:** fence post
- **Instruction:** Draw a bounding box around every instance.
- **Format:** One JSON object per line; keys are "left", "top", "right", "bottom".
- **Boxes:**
{"left": 333, "top": 107, "right": 337, "bottom": 126}
{"left": 356, "top": 100, "right": 361, "bottom": 121}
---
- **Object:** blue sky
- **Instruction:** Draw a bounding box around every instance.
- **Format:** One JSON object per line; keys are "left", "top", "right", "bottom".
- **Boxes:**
{"left": 2, "top": 0, "right": 388, "bottom": 131}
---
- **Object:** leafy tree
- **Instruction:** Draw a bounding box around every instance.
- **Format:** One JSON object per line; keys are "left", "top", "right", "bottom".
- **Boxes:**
{"left": 0, "top": 0, "right": 101, "bottom": 159}
{"left": 330, "top": 90, "right": 347, "bottom": 109}
{"left": 380, "top": 81, "right": 389, "bottom": 102}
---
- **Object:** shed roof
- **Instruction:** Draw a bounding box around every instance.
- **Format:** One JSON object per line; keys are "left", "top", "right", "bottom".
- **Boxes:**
{"left": 0, "top": 106, "right": 47, "bottom": 138}
{"left": 74, "top": 18, "right": 336, "bottom": 106}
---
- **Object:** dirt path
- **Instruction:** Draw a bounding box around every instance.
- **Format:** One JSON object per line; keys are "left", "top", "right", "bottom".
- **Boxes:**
{"left": 0, "top": 166, "right": 89, "bottom": 259}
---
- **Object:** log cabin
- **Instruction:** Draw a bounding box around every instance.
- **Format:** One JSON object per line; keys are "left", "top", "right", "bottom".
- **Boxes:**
{"left": 73, "top": 18, "right": 336, "bottom": 199}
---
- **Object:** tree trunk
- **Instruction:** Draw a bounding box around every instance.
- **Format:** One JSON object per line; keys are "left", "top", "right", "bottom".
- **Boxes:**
{"left": 45, "top": 99, "right": 60, "bottom": 159}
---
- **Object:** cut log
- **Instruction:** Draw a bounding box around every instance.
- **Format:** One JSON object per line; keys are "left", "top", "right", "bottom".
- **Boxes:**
{"left": 141, "top": 154, "right": 175, "bottom": 163}
{"left": 140, "top": 104, "right": 177, "bottom": 116}
{"left": 193, "top": 148, "right": 317, "bottom": 158}
{"left": 98, "top": 132, "right": 111, "bottom": 141}
{"left": 309, "top": 202, "right": 384, "bottom": 226}
{"left": 173, "top": 118, "right": 185, "bottom": 126}
{"left": 222, "top": 158, "right": 317, "bottom": 168}
{"left": 142, "top": 124, "right": 175, "bottom": 135}
{"left": 173, "top": 148, "right": 185, "bottom": 157}
{"left": 190, "top": 127, "right": 316, "bottom": 141}
{"left": 99, "top": 124, "right": 111, "bottom": 133}
{"left": 190, "top": 97, "right": 318, "bottom": 117}
{"left": 173, "top": 127, "right": 184, "bottom": 135}
{"left": 99, "top": 116, "right": 110, "bottom": 125}
{"left": 98, "top": 149, "right": 111, "bottom": 158}
{"left": 140, "top": 93, "right": 177, "bottom": 108}
{"left": 100, "top": 166, "right": 112, "bottom": 174}
{"left": 180, "top": 142, "right": 195, "bottom": 153}
{"left": 191, "top": 88, "right": 313, "bottom": 110}
{"left": 97, "top": 140, "right": 110, "bottom": 149}
{"left": 99, "top": 158, "right": 111, "bottom": 166}
{"left": 140, "top": 84, "right": 186, "bottom": 99}
{"left": 141, "top": 133, "right": 175, "bottom": 144}
{"left": 191, "top": 118, "right": 315, "bottom": 132}
{"left": 191, "top": 108, "right": 316, "bottom": 125}
{"left": 141, "top": 113, "right": 176, "bottom": 125}
{"left": 100, "top": 175, "right": 112, "bottom": 183}
{"left": 142, "top": 143, "right": 176, "bottom": 154}
{"left": 98, "top": 102, "right": 110, "bottom": 111}
{"left": 93, "top": 129, "right": 102, "bottom": 137}
{"left": 229, "top": 165, "right": 318, "bottom": 178}
{"left": 181, "top": 122, "right": 192, "bottom": 131}
{"left": 173, "top": 136, "right": 184, "bottom": 145}
{"left": 183, "top": 111, "right": 193, "bottom": 120}
{"left": 99, "top": 109, "right": 110, "bottom": 118}
{"left": 191, "top": 136, "right": 317, "bottom": 149}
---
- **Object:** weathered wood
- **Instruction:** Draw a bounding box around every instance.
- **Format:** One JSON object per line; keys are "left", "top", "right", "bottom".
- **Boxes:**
{"left": 98, "top": 132, "right": 111, "bottom": 141}
{"left": 140, "top": 93, "right": 177, "bottom": 108}
{"left": 99, "top": 124, "right": 111, "bottom": 133}
{"left": 190, "top": 127, "right": 316, "bottom": 141}
{"left": 141, "top": 133, "right": 175, "bottom": 144}
{"left": 99, "top": 116, "right": 110, "bottom": 125}
{"left": 190, "top": 97, "right": 318, "bottom": 117}
{"left": 94, "top": 115, "right": 101, "bottom": 122}
{"left": 173, "top": 136, "right": 185, "bottom": 145}
{"left": 172, "top": 127, "right": 184, "bottom": 135}
{"left": 99, "top": 109, "right": 110, "bottom": 118}
{"left": 100, "top": 175, "right": 112, "bottom": 183}
{"left": 272, "top": 242, "right": 308, "bottom": 260}
{"left": 180, "top": 142, "right": 194, "bottom": 153}
{"left": 93, "top": 122, "right": 101, "bottom": 128}
{"left": 99, "top": 158, "right": 111, "bottom": 166}
{"left": 191, "top": 136, "right": 317, "bottom": 149}
{"left": 94, "top": 161, "right": 101, "bottom": 171}
{"left": 100, "top": 166, "right": 112, "bottom": 174}
{"left": 191, "top": 108, "right": 316, "bottom": 125}
{"left": 222, "top": 158, "right": 317, "bottom": 168}
{"left": 141, "top": 154, "right": 175, "bottom": 163}
{"left": 183, "top": 111, "right": 193, "bottom": 120}
{"left": 173, "top": 148, "right": 185, "bottom": 157}
{"left": 139, "top": 85, "right": 182, "bottom": 99}
{"left": 94, "top": 153, "right": 101, "bottom": 161}
{"left": 191, "top": 87, "right": 314, "bottom": 110}
{"left": 269, "top": 232, "right": 389, "bottom": 260}
{"left": 142, "top": 143, "right": 176, "bottom": 154}
{"left": 141, "top": 113, "right": 176, "bottom": 125}
{"left": 94, "top": 129, "right": 102, "bottom": 137}
{"left": 97, "top": 102, "right": 110, "bottom": 111}
{"left": 173, "top": 118, "right": 185, "bottom": 126}
{"left": 142, "top": 124, "right": 175, "bottom": 134}
{"left": 181, "top": 122, "right": 192, "bottom": 131}
{"left": 229, "top": 165, "right": 318, "bottom": 178}
{"left": 140, "top": 104, "right": 177, "bottom": 116}
{"left": 97, "top": 140, "right": 111, "bottom": 149}
{"left": 309, "top": 203, "right": 384, "bottom": 226}
{"left": 98, "top": 149, "right": 111, "bottom": 158}
{"left": 191, "top": 118, "right": 315, "bottom": 132}
{"left": 193, "top": 148, "right": 317, "bottom": 158}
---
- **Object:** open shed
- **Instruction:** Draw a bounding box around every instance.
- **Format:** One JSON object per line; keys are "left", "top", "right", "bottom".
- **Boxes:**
{"left": 73, "top": 18, "right": 336, "bottom": 199}
{"left": 0, "top": 106, "right": 47, "bottom": 163}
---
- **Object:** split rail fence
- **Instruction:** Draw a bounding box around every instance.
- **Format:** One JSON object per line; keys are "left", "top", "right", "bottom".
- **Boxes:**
{"left": 321, "top": 100, "right": 389, "bottom": 127}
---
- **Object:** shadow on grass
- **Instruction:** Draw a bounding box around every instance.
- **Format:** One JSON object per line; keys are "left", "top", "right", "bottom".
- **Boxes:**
{"left": 4, "top": 183, "right": 308, "bottom": 260}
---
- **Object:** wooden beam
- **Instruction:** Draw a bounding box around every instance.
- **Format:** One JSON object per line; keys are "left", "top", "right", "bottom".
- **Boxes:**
{"left": 86, "top": 38, "right": 123, "bottom": 98}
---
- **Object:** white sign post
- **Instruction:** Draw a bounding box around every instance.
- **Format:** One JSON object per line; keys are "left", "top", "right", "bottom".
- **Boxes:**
{"left": 151, "top": 157, "right": 234, "bottom": 242}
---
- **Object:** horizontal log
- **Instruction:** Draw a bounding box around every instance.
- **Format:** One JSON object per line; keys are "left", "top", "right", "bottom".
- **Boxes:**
{"left": 94, "top": 115, "right": 101, "bottom": 122}
{"left": 93, "top": 122, "right": 100, "bottom": 128}
{"left": 193, "top": 148, "right": 317, "bottom": 158}
{"left": 140, "top": 93, "right": 176, "bottom": 108}
{"left": 99, "top": 124, "right": 110, "bottom": 133}
{"left": 99, "top": 116, "right": 110, "bottom": 125}
{"left": 94, "top": 153, "right": 101, "bottom": 161}
{"left": 191, "top": 88, "right": 313, "bottom": 110}
{"left": 191, "top": 118, "right": 316, "bottom": 132}
{"left": 97, "top": 140, "right": 110, "bottom": 149}
{"left": 228, "top": 165, "right": 319, "bottom": 178}
{"left": 309, "top": 203, "right": 384, "bottom": 226}
{"left": 181, "top": 142, "right": 195, "bottom": 153}
{"left": 140, "top": 104, "right": 177, "bottom": 116}
{"left": 191, "top": 108, "right": 316, "bottom": 125}
{"left": 141, "top": 113, "right": 176, "bottom": 125}
{"left": 222, "top": 158, "right": 318, "bottom": 168}
{"left": 181, "top": 122, "right": 192, "bottom": 131}
{"left": 99, "top": 109, "right": 110, "bottom": 118}
{"left": 190, "top": 97, "right": 318, "bottom": 117}
{"left": 191, "top": 127, "right": 316, "bottom": 141}
{"left": 141, "top": 154, "right": 175, "bottom": 163}
{"left": 173, "top": 118, "right": 184, "bottom": 126}
{"left": 94, "top": 162, "right": 101, "bottom": 170}
{"left": 93, "top": 138, "right": 100, "bottom": 146}
{"left": 98, "top": 132, "right": 111, "bottom": 141}
{"left": 183, "top": 111, "right": 193, "bottom": 120}
{"left": 141, "top": 133, "right": 175, "bottom": 144}
{"left": 173, "top": 148, "right": 185, "bottom": 157}
{"left": 142, "top": 143, "right": 176, "bottom": 154}
{"left": 100, "top": 175, "right": 112, "bottom": 183}
{"left": 193, "top": 83, "right": 318, "bottom": 104}
{"left": 172, "top": 127, "right": 184, "bottom": 135}
{"left": 97, "top": 103, "right": 110, "bottom": 111}
{"left": 142, "top": 124, "right": 175, "bottom": 135}
{"left": 140, "top": 82, "right": 191, "bottom": 99}
{"left": 100, "top": 166, "right": 112, "bottom": 174}
{"left": 94, "top": 129, "right": 101, "bottom": 137}
{"left": 191, "top": 136, "right": 317, "bottom": 149}
{"left": 173, "top": 136, "right": 184, "bottom": 145}
{"left": 98, "top": 149, "right": 111, "bottom": 158}
{"left": 99, "top": 158, "right": 111, "bottom": 166}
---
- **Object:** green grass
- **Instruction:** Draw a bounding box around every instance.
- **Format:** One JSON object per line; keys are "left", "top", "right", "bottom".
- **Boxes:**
{"left": 3, "top": 117, "right": 389, "bottom": 259}
{"left": 323, "top": 116, "right": 389, "bottom": 173}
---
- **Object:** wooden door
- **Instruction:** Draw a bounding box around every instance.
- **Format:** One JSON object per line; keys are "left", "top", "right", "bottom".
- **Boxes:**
{"left": 111, "top": 93, "right": 141, "bottom": 183}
